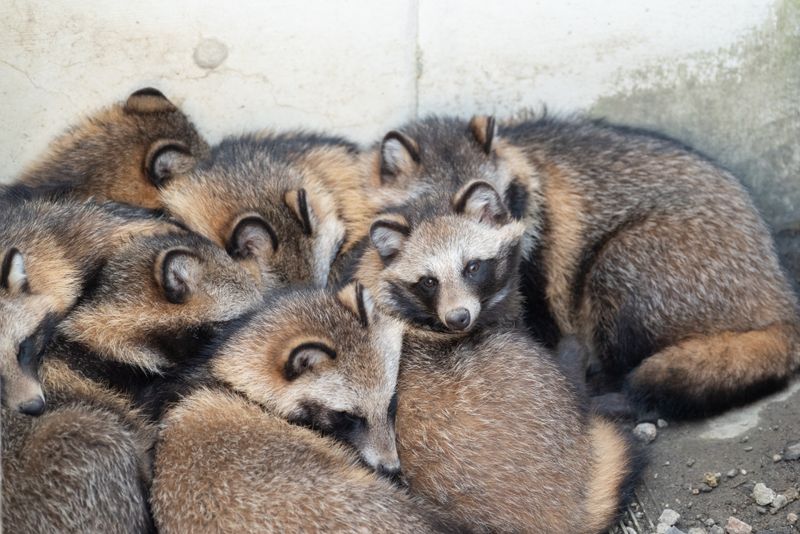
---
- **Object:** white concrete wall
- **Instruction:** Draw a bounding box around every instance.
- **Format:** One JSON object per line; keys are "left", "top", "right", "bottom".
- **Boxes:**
{"left": 0, "top": 0, "right": 782, "bottom": 181}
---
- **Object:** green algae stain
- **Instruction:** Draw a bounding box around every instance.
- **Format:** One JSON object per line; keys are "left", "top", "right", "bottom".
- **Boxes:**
{"left": 591, "top": 0, "right": 800, "bottom": 230}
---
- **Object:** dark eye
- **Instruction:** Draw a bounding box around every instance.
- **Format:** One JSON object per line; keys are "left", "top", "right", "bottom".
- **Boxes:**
{"left": 387, "top": 393, "right": 398, "bottom": 421}
{"left": 418, "top": 277, "right": 438, "bottom": 290}
{"left": 332, "top": 411, "right": 367, "bottom": 436}
{"left": 465, "top": 259, "right": 483, "bottom": 277}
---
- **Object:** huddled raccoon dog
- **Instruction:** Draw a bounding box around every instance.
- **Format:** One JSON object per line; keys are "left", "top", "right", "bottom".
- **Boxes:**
{"left": 3, "top": 229, "right": 262, "bottom": 534}
{"left": 0, "top": 197, "right": 181, "bottom": 415}
{"left": 16, "top": 88, "right": 209, "bottom": 208}
{"left": 369, "top": 114, "right": 800, "bottom": 418}
{"left": 157, "top": 132, "right": 365, "bottom": 290}
{"left": 151, "top": 284, "right": 444, "bottom": 533}
{"left": 357, "top": 182, "right": 640, "bottom": 533}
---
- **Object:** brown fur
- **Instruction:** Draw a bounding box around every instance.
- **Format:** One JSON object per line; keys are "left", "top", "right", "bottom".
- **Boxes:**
{"left": 159, "top": 131, "right": 367, "bottom": 291}
{"left": 17, "top": 88, "right": 209, "bottom": 208}
{"left": 152, "top": 389, "right": 443, "bottom": 534}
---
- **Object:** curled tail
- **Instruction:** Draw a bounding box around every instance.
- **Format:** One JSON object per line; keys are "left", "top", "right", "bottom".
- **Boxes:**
{"left": 625, "top": 321, "right": 800, "bottom": 418}
{"left": 584, "top": 416, "right": 644, "bottom": 534}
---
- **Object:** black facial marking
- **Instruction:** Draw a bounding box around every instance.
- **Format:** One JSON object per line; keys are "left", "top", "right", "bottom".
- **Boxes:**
{"left": 355, "top": 283, "right": 369, "bottom": 328}
{"left": 482, "top": 116, "right": 496, "bottom": 154}
{"left": 288, "top": 400, "right": 368, "bottom": 450}
{"left": 387, "top": 281, "right": 443, "bottom": 331}
{"left": 17, "top": 313, "right": 59, "bottom": 377}
{"left": 146, "top": 143, "right": 191, "bottom": 188}
{"left": 295, "top": 188, "right": 313, "bottom": 235}
{"left": 149, "top": 323, "right": 222, "bottom": 365}
{"left": 387, "top": 392, "right": 398, "bottom": 422}
{"left": 284, "top": 342, "right": 337, "bottom": 381}
{"left": 504, "top": 179, "right": 529, "bottom": 220}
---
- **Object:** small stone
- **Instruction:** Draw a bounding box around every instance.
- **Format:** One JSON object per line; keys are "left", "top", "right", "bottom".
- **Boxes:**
{"left": 692, "top": 488, "right": 700, "bottom": 495}
{"left": 784, "top": 487, "right": 799, "bottom": 501}
{"left": 740, "top": 435, "right": 750, "bottom": 443}
{"left": 726, "top": 469, "right": 738, "bottom": 478}
{"left": 787, "top": 512, "right": 798, "bottom": 524}
{"left": 664, "top": 460, "right": 671, "bottom": 466}
{"left": 752, "top": 482, "right": 776, "bottom": 506}
{"left": 770, "top": 493, "right": 788, "bottom": 512}
{"left": 687, "top": 458, "right": 696, "bottom": 467}
{"left": 709, "top": 527, "right": 725, "bottom": 534}
{"left": 658, "top": 418, "right": 669, "bottom": 428}
{"left": 665, "top": 528, "right": 686, "bottom": 534}
{"left": 634, "top": 422, "right": 658, "bottom": 443}
{"left": 743, "top": 446, "right": 753, "bottom": 452}
{"left": 756, "top": 506, "right": 768, "bottom": 514}
{"left": 783, "top": 440, "right": 800, "bottom": 461}
{"left": 704, "top": 472, "right": 719, "bottom": 488}
{"left": 193, "top": 38, "right": 229, "bottom": 70}
{"left": 739, "top": 469, "right": 747, "bottom": 475}
{"left": 772, "top": 454, "right": 782, "bottom": 462}
{"left": 724, "top": 516, "right": 752, "bottom": 534}
{"left": 659, "top": 508, "right": 681, "bottom": 526}
{"left": 705, "top": 518, "right": 716, "bottom": 527}
{"left": 688, "top": 528, "right": 707, "bottom": 534}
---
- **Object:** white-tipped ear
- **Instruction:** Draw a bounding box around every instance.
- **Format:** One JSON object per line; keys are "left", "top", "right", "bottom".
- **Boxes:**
{"left": 145, "top": 141, "right": 195, "bottom": 188}
{"left": 155, "top": 248, "right": 202, "bottom": 304}
{"left": 337, "top": 282, "right": 376, "bottom": 327}
{"left": 369, "top": 220, "right": 410, "bottom": 261}
{"left": 453, "top": 180, "right": 509, "bottom": 226}
{"left": 380, "top": 131, "right": 419, "bottom": 184}
{"left": 284, "top": 188, "right": 317, "bottom": 235}
{"left": 283, "top": 342, "right": 337, "bottom": 381}
{"left": 2, "top": 248, "right": 29, "bottom": 295}
{"left": 469, "top": 115, "right": 497, "bottom": 154}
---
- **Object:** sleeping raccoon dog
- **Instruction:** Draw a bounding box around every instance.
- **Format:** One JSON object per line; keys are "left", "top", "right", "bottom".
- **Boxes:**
{"left": 15, "top": 88, "right": 209, "bottom": 209}
{"left": 356, "top": 181, "right": 642, "bottom": 533}
{"left": 3, "top": 229, "right": 262, "bottom": 534}
{"left": 150, "top": 284, "right": 446, "bottom": 533}
{"left": 367, "top": 114, "right": 800, "bottom": 419}
{"left": 157, "top": 131, "right": 363, "bottom": 291}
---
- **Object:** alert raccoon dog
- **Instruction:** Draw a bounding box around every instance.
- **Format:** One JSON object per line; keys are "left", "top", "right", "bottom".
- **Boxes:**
{"left": 370, "top": 114, "right": 800, "bottom": 419}
{"left": 358, "top": 182, "right": 641, "bottom": 533}
{"left": 16, "top": 88, "right": 209, "bottom": 208}
{"left": 158, "top": 132, "right": 365, "bottom": 290}
{"left": 150, "top": 284, "right": 444, "bottom": 533}
{"left": 0, "top": 197, "right": 181, "bottom": 415}
{"left": 2, "top": 231, "right": 261, "bottom": 534}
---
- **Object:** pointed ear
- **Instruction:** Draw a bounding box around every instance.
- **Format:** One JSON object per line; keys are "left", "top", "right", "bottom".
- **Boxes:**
{"left": 369, "top": 219, "right": 410, "bottom": 262}
{"left": 337, "top": 282, "right": 376, "bottom": 327}
{"left": 124, "top": 87, "right": 178, "bottom": 114}
{"left": 453, "top": 180, "right": 509, "bottom": 225}
{"left": 227, "top": 214, "right": 278, "bottom": 260}
{"left": 144, "top": 140, "right": 195, "bottom": 188}
{"left": 1, "top": 248, "right": 29, "bottom": 295}
{"left": 380, "top": 131, "right": 420, "bottom": 184}
{"left": 284, "top": 189, "right": 316, "bottom": 235}
{"left": 283, "top": 342, "right": 337, "bottom": 381}
{"left": 155, "top": 248, "right": 202, "bottom": 304}
{"left": 469, "top": 115, "right": 497, "bottom": 155}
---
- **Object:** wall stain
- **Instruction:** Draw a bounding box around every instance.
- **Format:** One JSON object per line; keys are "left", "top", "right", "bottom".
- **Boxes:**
{"left": 591, "top": 0, "right": 800, "bottom": 231}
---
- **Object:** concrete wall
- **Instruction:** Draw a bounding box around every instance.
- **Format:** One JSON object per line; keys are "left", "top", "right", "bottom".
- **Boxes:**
{"left": 1, "top": 0, "right": 797, "bottom": 232}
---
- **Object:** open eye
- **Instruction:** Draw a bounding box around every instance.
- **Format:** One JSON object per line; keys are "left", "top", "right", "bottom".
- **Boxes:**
{"left": 464, "top": 259, "right": 484, "bottom": 278}
{"left": 418, "top": 277, "right": 438, "bottom": 290}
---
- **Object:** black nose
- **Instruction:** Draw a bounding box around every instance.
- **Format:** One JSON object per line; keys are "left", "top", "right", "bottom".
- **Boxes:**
{"left": 444, "top": 308, "right": 471, "bottom": 331}
{"left": 377, "top": 465, "right": 405, "bottom": 486}
{"left": 19, "top": 396, "right": 45, "bottom": 416}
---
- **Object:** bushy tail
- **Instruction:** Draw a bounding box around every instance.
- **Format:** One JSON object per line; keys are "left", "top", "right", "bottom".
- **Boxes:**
{"left": 625, "top": 321, "right": 799, "bottom": 418}
{"left": 584, "top": 416, "right": 644, "bottom": 534}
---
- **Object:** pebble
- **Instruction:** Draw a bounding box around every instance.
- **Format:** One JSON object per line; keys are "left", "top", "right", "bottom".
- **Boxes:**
{"left": 752, "top": 482, "right": 776, "bottom": 506}
{"left": 657, "top": 418, "right": 669, "bottom": 428}
{"left": 705, "top": 519, "right": 716, "bottom": 527}
{"left": 743, "top": 446, "right": 753, "bottom": 452}
{"left": 724, "top": 516, "right": 752, "bottom": 534}
{"left": 688, "top": 528, "right": 707, "bottom": 534}
{"left": 193, "top": 38, "right": 229, "bottom": 69}
{"left": 787, "top": 512, "right": 798, "bottom": 524}
{"left": 770, "top": 493, "right": 788, "bottom": 512}
{"left": 726, "top": 469, "right": 738, "bottom": 478}
{"left": 772, "top": 453, "right": 782, "bottom": 462}
{"left": 703, "top": 472, "right": 720, "bottom": 488}
{"left": 659, "top": 508, "right": 681, "bottom": 526}
{"left": 634, "top": 422, "right": 658, "bottom": 443}
{"left": 783, "top": 440, "right": 800, "bottom": 461}
{"left": 687, "top": 458, "right": 696, "bottom": 467}
{"left": 709, "top": 527, "right": 725, "bottom": 534}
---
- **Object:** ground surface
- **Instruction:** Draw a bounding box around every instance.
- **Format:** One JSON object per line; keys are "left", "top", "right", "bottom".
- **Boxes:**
{"left": 610, "top": 379, "right": 800, "bottom": 534}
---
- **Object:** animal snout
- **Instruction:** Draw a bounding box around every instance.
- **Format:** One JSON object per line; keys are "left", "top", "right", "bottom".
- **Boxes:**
{"left": 18, "top": 395, "right": 45, "bottom": 416}
{"left": 444, "top": 307, "right": 471, "bottom": 331}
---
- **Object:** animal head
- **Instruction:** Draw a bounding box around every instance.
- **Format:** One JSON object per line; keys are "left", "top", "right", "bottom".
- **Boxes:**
{"left": 0, "top": 248, "right": 53, "bottom": 415}
{"left": 21, "top": 87, "right": 209, "bottom": 209}
{"left": 58, "top": 233, "right": 262, "bottom": 372}
{"left": 211, "top": 282, "right": 404, "bottom": 478}
{"left": 365, "top": 181, "right": 525, "bottom": 334}
{"left": 159, "top": 134, "right": 348, "bottom": 292}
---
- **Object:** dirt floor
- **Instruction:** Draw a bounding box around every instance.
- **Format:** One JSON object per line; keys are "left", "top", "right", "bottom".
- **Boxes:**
{"left": 610, "top": 379, "right": 800, "bottom": 534}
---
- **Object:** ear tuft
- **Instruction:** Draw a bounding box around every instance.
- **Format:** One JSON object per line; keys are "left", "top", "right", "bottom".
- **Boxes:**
{"left": 284, "top": 342, "right": 337, "bottom": 381}
{"left": 380, "top": 131, "right": 420, "bottom": 184}
{"left": 124, "top": 87, "right": 178, "bottom": 114}
{"left": 227, "top": 214, "right": 278, "bottom": 259}
{"left": 453, "top": 180, "right": 509, "bottom": 225}
{"left": 284, "top": 189, "right": 315, "bottom": 235}
{"left": 155, "top": 248, "right": 201, "bottom": 304}
{"left": 1, "top": 248, "right": 29, "bottom": 295}
{"left": 337, "top": 282, "right": 376, "bottom": 328}
{"left": 369, "top": 219, "right": 410, "bottom": 262}
{"left": 145, "top": 141, "right": 195, "bottom": 188}
{"left": 469, "top": 115, "right": 497, "bottom": 155}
